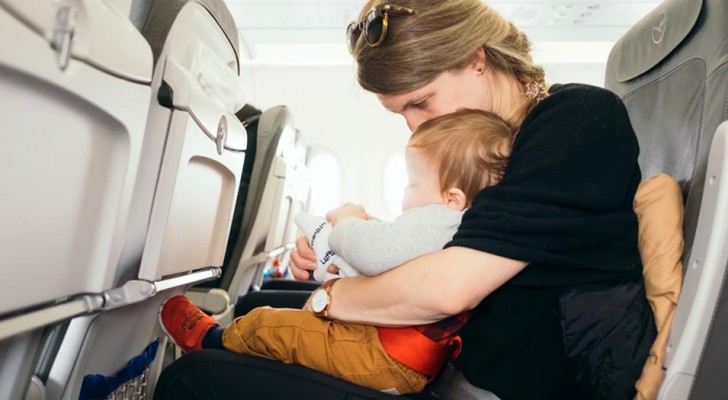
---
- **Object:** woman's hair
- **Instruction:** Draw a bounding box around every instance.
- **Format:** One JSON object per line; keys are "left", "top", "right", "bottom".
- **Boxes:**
{"left": 352, "top": 0, "right": 546, "bottom": 125}
{"left": 408, "top": 109, "right": 514, "bottom": 205}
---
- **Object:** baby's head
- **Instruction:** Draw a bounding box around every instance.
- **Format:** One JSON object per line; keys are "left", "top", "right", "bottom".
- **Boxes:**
{"left": 404, "top": 109, "right": 514, "bottom": 212}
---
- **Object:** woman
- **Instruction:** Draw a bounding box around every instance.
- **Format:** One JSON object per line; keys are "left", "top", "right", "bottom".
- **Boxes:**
{"left": 155, "top": 1, "right": 655, "bottom": 399}
{"left": 291, "top": 0, "right": 655, "bottom": 398}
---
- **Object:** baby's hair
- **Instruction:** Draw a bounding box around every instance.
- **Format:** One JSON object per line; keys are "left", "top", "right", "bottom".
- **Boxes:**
{"left": 408, "top": 109, "right": 515, "bottom": 205}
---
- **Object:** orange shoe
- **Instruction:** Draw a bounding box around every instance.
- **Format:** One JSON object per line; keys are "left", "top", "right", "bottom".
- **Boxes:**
{"left": 159, "top": 295, "right": 219, "bottom": 352}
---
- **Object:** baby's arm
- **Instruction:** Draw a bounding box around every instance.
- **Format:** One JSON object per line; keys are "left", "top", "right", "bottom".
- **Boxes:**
{"left": 329, "top": 205, "right": 462, "bottom": 276}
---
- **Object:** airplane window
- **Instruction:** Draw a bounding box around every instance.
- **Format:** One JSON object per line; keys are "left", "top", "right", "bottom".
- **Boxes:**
{"left": 307, "top": 149, "right": 343, "bottom": 216}
{"left": 384, "top": 150, "right": 407, "bottom": 217}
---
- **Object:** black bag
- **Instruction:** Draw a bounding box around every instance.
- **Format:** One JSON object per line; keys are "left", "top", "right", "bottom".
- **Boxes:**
{"left": 558, "top": 278, "right": 656, "bottom": 399}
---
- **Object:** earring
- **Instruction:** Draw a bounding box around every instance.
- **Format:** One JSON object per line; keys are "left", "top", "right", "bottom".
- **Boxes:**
{"left": 526, "top": 81, "right": 546, "bottom": 101}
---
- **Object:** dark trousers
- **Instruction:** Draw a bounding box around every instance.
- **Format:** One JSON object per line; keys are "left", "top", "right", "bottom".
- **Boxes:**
{"left": 153, "top": 350, "right": 437, "bottom": 400}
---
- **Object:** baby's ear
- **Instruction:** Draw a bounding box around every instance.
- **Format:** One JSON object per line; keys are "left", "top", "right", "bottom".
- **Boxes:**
{"left": 444, "top": 188, "right": 468, "bottom": 211}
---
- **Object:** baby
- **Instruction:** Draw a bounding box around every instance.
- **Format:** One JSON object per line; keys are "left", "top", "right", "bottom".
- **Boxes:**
{"left": 159, "top": 109, "right": 514, "bottom": 395}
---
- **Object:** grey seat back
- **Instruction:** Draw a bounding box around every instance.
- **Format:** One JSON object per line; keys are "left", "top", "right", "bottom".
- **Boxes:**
{"left": 132, "top": 0, "right": 239, "bottom": 68}
{"left": 605, "top": 0, "right": 728, "bottom": 397}
{"left": 0, "top": 1, "right": 153, "bottom": 399}
{"left": 188, "top": 106, "right": 310, "bottom": 325}
{"left": 606, "top": 0, "right": 727, "bottom": 256}
{"left": 234, "top": 106, "right": 301, "bottom": 281}
{"left": 34, "top": 0, "right": 247, "bottom": 398}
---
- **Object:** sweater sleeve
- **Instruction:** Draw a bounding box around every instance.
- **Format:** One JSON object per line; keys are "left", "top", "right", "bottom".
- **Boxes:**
{"left": 329, "top": 205, "right": 462, "bottom": 276}
{"left": 447, "top": 84, "right": 643, "bottom": 284}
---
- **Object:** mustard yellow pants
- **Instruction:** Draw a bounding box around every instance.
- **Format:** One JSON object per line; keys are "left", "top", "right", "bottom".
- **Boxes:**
{"left": 221, "top": 306, "right": 428, "bottom": 395}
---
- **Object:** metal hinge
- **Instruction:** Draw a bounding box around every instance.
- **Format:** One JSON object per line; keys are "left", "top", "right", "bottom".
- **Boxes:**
{"left": 101, "top": 268, "right": 222, "bottom": 310}
{"left": 102, "top": 280, "right": 156, "bottom": 310}
{"left": 50, "top": 6, "right": 76, "bottom": 71}
{"left": 216, "top": 115, "right": 228, "bottom": 155}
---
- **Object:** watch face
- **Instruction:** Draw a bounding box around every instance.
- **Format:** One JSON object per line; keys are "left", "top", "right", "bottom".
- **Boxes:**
{"left": 311, "top": 289, "right": 328, "bottom": 313}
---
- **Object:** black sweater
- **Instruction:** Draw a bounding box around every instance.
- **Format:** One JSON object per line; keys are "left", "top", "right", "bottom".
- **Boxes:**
{"left": 448, "top": 83, "right": 643, "bottom": 285}
{"left": 446, "top": 84, "right": 647, "bottom": 399}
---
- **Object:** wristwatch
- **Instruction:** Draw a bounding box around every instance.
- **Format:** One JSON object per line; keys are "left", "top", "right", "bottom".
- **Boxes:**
{"left": 311, "top": 278, "right": 341, "bottom": 318}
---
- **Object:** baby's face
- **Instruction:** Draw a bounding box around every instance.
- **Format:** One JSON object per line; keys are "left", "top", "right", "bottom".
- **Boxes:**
{"left": 402, "top": 148, "right": 447, "bottom": 211}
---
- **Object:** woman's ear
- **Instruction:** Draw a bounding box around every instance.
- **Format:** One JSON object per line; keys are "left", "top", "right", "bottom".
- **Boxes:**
{"left": 444, "top": 188, "right": 468, "bottom": 211}
{"left": 470, "top": 47, "right": 487, "bottom": 75}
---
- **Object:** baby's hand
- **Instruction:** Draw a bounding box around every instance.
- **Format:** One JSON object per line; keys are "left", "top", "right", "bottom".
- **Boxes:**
{"left": 326, "top": 203, "right": 370, "bottom": 227}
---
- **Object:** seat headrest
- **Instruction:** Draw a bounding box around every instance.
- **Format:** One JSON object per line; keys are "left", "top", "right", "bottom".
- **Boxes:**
{"left": 132, "top": 0, "right": 240, "bottom": 71}
{"left": 615, "top": 0, "right": 702, "bottom": 82}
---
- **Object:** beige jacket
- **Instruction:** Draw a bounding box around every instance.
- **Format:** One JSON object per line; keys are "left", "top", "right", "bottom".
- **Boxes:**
{"left": 633, "top": 174, "right": 684, "bottom": 400}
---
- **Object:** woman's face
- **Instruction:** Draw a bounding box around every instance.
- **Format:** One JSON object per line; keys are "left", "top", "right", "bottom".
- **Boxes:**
{"left": 377, "top": 65, "right": 493, "bottom": 131}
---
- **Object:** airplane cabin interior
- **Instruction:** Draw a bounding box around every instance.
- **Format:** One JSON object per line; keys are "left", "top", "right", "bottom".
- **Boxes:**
{"left": 0, "top": 0, "right": 727, "bottom": 399}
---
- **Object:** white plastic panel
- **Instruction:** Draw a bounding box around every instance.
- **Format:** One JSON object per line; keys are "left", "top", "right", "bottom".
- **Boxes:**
{"left": 151, "top": 2, "right": 240, "bottom": 100}
{"left": 1, "top": 0, "right": 151, "bottom": 83}
{"left": 659, "top": 373, "right": 693, "bottom": 400}
{"left": 137, "top": 110, "right": 244, "bottom": 281}
{"left": 0, "top": 331, "right": 43, "bottom": 400}
{"left": 267, "top": 160, "right": 310, "bottom": 252}
{"left": 231, "top": 155, "right": 311, "bottom": 296}
{"left": 104, "top": 0, "right": 133, "bottom": 17}
{"left": 239, "top": 157, "right": 286, "bottom": 262}
{"left": 0, "top": 6, "right": 151, "bottom": 315}
{"left": 137, "top": 3, "right": 246, "bottom": 281}
{"left": 659, "top": 122, "right": 728, "bottom": 399}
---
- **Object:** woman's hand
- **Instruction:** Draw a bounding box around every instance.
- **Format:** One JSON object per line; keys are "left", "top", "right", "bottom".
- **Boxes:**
{"left": 325, "top": 203, "right": 370, "bottom": 227}
{"left": 290, "top": 236, "right": 341, "bottom": 281}
{"left": 289, "top": 236, "right": 318, "bottom": 281}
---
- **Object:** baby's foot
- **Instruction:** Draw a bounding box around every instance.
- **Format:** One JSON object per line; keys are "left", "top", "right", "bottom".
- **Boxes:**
{"left": 159, "top": 295, "right": 219, "bottom": 352}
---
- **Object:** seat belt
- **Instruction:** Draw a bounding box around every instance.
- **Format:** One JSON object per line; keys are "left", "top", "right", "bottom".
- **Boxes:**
{"left": 377, "top": 326, "right": 462, "bottom": 378}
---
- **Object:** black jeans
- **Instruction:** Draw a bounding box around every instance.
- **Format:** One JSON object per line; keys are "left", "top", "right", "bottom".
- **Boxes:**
{"left": 153, "top": 350, "right": 438, "bottom": 400}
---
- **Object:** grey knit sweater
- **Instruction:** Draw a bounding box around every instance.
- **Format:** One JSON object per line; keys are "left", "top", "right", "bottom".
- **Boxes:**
{"left": 328, "top": 204, "right": 464, "bottom": 276}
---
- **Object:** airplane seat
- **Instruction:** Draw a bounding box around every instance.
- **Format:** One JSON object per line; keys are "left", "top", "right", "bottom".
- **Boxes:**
{"left": 186, "top": 105, "right": 311, "bottom": 326}
{"left": 0, "top": 1, "right": 153, "bottom": 399}
{"left": 605, "top": 0, "right": 728, "bottom": 397}
{"left": 184, "top": 104, "right": 260, "bottom": 312}
{"left": 19, "top": 0, "right": 248, "bottom": 398}
{"left": 157, "top": 0, "right": 728, "bottom": 398}
{"left": 224, "top": 104, "right": 263, "bottom": 274}
{"left": 133, "top": 0, "right": 245, "bottom": 284}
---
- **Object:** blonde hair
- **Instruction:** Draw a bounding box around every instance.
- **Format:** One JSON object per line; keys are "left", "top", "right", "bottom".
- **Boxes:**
{"left": 352, "top": 0, "right": 547, "bottom": 125}
{"left": 408, "top": 109, "right": 514, "bottom": 205}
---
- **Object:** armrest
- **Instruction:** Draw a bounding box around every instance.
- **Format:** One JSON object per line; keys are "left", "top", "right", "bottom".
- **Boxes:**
{"left": 235, "top": 290, "right": 313, "bottom": 316}
{"left": 260, "top": 280, "right": 321, "bottom": 291}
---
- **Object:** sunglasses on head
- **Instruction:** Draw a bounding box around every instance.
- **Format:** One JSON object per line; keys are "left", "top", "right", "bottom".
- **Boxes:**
{"left": 346, "top": 4, "right": 416, "bottom": 54}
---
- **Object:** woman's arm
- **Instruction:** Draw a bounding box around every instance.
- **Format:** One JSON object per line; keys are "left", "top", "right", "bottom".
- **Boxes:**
{"left": 321, "top": 246, "right": 527, "bottom": 326}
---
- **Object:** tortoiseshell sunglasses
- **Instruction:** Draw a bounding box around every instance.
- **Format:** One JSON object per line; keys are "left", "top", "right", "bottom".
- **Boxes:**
{"left": 346, "top": 4, "right": 416, "bottom": 53}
